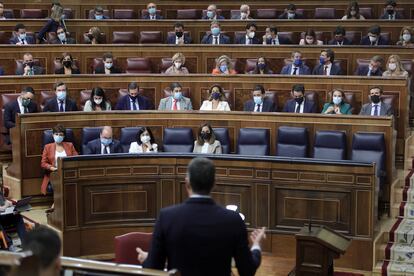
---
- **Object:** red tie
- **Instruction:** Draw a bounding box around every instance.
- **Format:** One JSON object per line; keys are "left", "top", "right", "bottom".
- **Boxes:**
{"left": 173, "top": 100, "right": 177, "bottom": 110}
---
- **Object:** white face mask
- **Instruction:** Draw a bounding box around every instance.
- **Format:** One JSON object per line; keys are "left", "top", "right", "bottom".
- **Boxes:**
{"left": 58, "top": 33, "right": 66, "bottom": 41}
{"left": 369, "top": 36, "right": 377, "bottom": 43}
{"left": 140, "top": 135, "right": 151, "bottom": 144}
{"left": 306, "top": 39, "right": 314, "bottom": 44}
{"left": 402, "top": 34, "right": 411, "bottom": 42}
{"left": 174, "top": 62, "right": 182, "bottom": 69}
{"left": 248, "top": 32, "right": 255, "bottom": 39}
{"left": 240, "top": 12, "right": 248, "bottom": 19}
{"left": 388, "top": 63, "right": 397, "bottom": 71}
{"left": 94, "top": 98, "right": 103, "bottom": 105}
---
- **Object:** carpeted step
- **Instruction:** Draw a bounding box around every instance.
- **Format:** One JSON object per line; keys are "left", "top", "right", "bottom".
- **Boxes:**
{"left": 389, "top": 218, "right": 414, "bottom": 245}
{"left": 385, "top": 242, "right": 414, "bottom": 263}
{"left": 382, "top": 260, "right": 414, "bottom": 275}
{"left": 398, "top": 203, "right": 414, "bottom": 218}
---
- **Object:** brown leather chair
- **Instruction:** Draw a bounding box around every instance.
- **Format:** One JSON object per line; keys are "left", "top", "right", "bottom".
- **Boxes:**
{"left": 400, "top": 60, "right": 413, "bottom": 75}
{"left": 230, "top": 10, "right": 240, "bottom": 18}
{"left": 87, "top": 9, "right": 110, "bottom": 19}
{"left": 163, "top": 87, "right": 191, "bottom": 98}
{"left": 345, "top": 31, "right": 362, "bottom": 45}
{"left": 314, "top": 8, "right": 336, "bottom": 19}
{"left": 344, "top": 92, "right": 357, "bottom": 114}
{"left": 47, "top": 32, "right": 57, "bottom": 43}
{"left": 304, "top": 91, "right": 320, "bottom": 112}
{"left": 300, "top": 31, "right": 325, "bottom": 43}
{"left": 63, "top": 8, "right": 74, "bottom": 19}
{"left": 245, "top": 59, "right": 257, "bottom": 74}
{"left": 0, "top": 93, "right": 20, "bottom": 134}
{"left": 382, "top": 94, "right": 396, "bottom": 114}
{"left": 333, "top": 60, "right": 346, "bottom": 75}
{"left": 139, "top": 31, "right": 162, "bottom": 44}
{"left": 3, "top": 9, "right": 14, "bottom": 19}
{"left": 296, "top": 9, "right": 305, "bottom": 18}
{"left": 113, "top": 9, "right": 137, "bottom": 19}
{"left": 265, "top": 91, "right": 278, "bottom": 109}
{"left": 112, "top": 31, "right": 137, "bottom": 44}
{"left": 80, "top": 90, "right": 92, "bottom": 110}
{"left": 359, "top": 7, "right": 372, "bottom": 19}
{"left": 40, "top": 90, "right": 54, "bottom": 110}
{"left": 125, "top": 58, "right": 152, "bottom": 74}
{"left": 20, "top": 9, "right": 46, "bottom": 19}
{"left": 234, "top": 31, "right": 245, "bottom": 43}
{"left": 140, "top": 9, "right": 162, "bottom": 18}
{"left": 255, "top": 9, "right": 277, "bottom": 19}
{"left": 0, "top": 31, "right": 11, "bottom": 44}
{"left": 176, "top": 9, "right": 200, "bottom": 19}
{"left": 381, "top": 32, "right": 391, "bottom": 43}
{"left": 160, "top": 58, "right": 173, "bottom": 73}
{"left": 15, "top": 59, "right": 41, "bottom": 74}
{"left": 278, "top": 32, "right": 297, "bottom": 44}
{"left": 355, "top": 58, "right": 373, "bottom": 75}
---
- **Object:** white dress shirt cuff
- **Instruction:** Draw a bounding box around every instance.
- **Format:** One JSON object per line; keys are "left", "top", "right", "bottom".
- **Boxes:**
{"left": 251, "top": 244, "right": 261, "bottom": 252}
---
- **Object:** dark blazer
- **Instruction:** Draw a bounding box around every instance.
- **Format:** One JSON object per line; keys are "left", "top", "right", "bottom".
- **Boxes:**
{"left": 278, "top": 12, "right": 304, "bottom": 19}
{"left": 283, "top": 99, "right": 317, "bottom": 113}
{"left": 235, "top": 35, "right": 261, "bottom": 45}
{"left": 144, "top": 197, "right": 261, "bottom": 276}
{"left": 49, "top": 37, "right": 76, "bottom": 45}
{"left": 4, "top": 99, "right": 38, "bottom": 130}
{"left": 38, "top": 18, "right": 60, "bottom": 42}
{"left": 312, "top": 64, "right": 343, "bottom": 75}
{"left": 142, "top": 14, "right": 163, "bottom": 19}
{"left": 55, "top": 67, "right": 81, "bottom": 75}
{"left": 0, "top": 67, "right": 4, "bottom": 75}
{"left": 265, "top": 36, "right": 292, "bottom": 45}
{"left": 43, "top": 97, "right": 78, "bottom": 112}
{"left": 328, "top": 38, "right": 352, "bottom": 46}
{"left": 244, "top": 98, "right": 277, "bottom": 112}
{"left": 280, "top": 64, "right": 311, "bottom": 75}
{"left": 379, "top": 12, "right": 404, "bottom": 19}
{"left": 202, "top": 14, "right": 225, "bottom": 20}
{"left": 359, "top": 102, "right": 394, "bottom": 116}
{"left": 201, "top": 33, "right": 231, "bottom": 44}
{"left": 94, "top": 65, "right": 122, "bottom": 74}
{"left": 84, "top": 138, "right": 123, "bottom": 155}
{"left": 360, "top": 35, "right": 389, "bottom": 46}
{"left": 115, "top": 95, "right": 154, "bottom": 110}
{"left": 15, "top": 66, "right": 45, "bottom": 76}
{"left": 166, "top": 34, "right": 192, "bottom": 44}
{"left": 355, "top": 66, "right": 383, "bottom": 76}
{"left": 9, "top": 36, "right": 35, "bottom": 45}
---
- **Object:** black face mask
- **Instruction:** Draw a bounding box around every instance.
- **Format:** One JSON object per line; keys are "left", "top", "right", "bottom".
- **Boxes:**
{"left": 200, "top": 132, "right": 211, "bottom": 141}
{"left": 371, "top": 95, "right": 381, "bottom": 104}
{"left": 295, "top": 97, "right": 304, "bottom": 104}
{"left": 129, "top": 95, "right": 138, "bottom": 101}
{"left": 175, "top": 31, "right": 183, "bottom": 38}
{"left": 386, "top": 9, "right": 394, "bottom": 15}
{"left": 63, "top": 60, "right": 72, "bottom": 68}
{"left": 87, "top": 33, "right": 94, "bottom": 40}
{"left": 24, "top": 61, "right": 33, "bottom": 68}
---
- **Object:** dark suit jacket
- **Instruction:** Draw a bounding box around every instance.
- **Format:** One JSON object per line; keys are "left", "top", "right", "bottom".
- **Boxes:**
{"left": 0, "top": 67, "right": 4, "bottom": 75}
{"left": 84, "top": 138, "right": 123, "bottom": 155}
{"left": 312, "top": 64, "right": 343, "bottom": 75}
{"left": 283, "top": 99, "right": 317, "bottom": 113}
{"left": 235, "top": 35, "right": 260, "bottom": 45}
{"left": 94, "top": 65, "right": 122, "bottom": 74}
{"left": 142, "top": 14, "right": 163, "bottom": 19}
{"left": 360, "top": 35, "right": 389, "bottom": 46}
{"left": 244, "top": 98, "right": 277, "bottom": 112}
{"left": 201, "top": 33, "right": 231, "bottom": 44}
{"left": 202, "top": 15, "right": 225, "bottom": 20}
{"left": 328, "top": 38, "right": 352, "bottom": 46}
{"left": 379, "top": 12, "right": 404, "bottom": 19}
{"left": 359, "top": 102, "right": 394, "bottom": 116}
{"left": 4, "top": 99, "right": 38, "bottom": 130}
{"left": 265, "top": 36, "right": 292, "bottom": 45}
{"left": 9, "top": 36, "right": 35, "bottom": 45}
{"left": 144, "top": 197, "right": 261, "bottom": 276}
{"left": 280, "top": 64, "right": 311, "bottom": 75}
{"left": 355, "top": 66, "right": 383, "bottom": 76}
{"left": 166, "top": 34, "right": 192, "bottom": 44}
{"left": 43, "top": 97, "right": 78, "bottom": 112}
{"left": 49, "top": 37, "right": 76, "bottom": 45}
{"left": 15, "top": 65, "right": 45, "bottom": 76}
{"left": 115, "top": 95, "right": 154, "bottom": 110}
{"left": 54, "top": 67, "right": 81, "bottom": 75}
{"left": 278, "top": 12, "right": 304, "bottom": 19}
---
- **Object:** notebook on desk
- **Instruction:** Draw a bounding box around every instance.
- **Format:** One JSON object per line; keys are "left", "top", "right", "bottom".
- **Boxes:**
{"left": 0, "top": 197, "right": 32, "bottom": 216}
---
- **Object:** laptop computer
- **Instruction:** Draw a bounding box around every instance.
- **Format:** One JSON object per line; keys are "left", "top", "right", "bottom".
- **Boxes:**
{"left": 0, "top": 197, "right": 32, "bottom": 216}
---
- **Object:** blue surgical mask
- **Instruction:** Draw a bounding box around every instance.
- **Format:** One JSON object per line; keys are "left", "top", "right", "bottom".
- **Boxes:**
{"left": 56, "top": 91, "right": 66, "bottom": 101}
{"left": 148, "top": 7, "right": 156, "bottom": 14}
{"left": 332, "top": 96, "right": 342, "bottom": 105}
{"left": 173, "top": 92, "right": 182, "bottom": 100}
{"left": 258, "top": 63, "right": 266, "bottom": 70}
{"left": 104, "top": 62, "right": 113, "bottom": 69}
{"left": 253, "top": 96, "right": 263, "bottom": 105}
{"left": 293, "top": 59, "right": 302, "bottom": 66}
{"left": 219, "top": 64, "right": 228, "bottom": 72}
{"left": 319, "top": 56, "right": 326, "bottom": 65}
{"left": 101, "top": 138, "right": 112, "bottom": 146}
{"left": 211, "top": 27, "right": 220, "bottom": 36}
{"left": 95, "top": 15, "right": 104, "bottom": 20}
{"left": 207, "top": 11, "right": 214, "bottom": 18}
{"left": 19, "top": 33, "right": 26, "bottom": 40}
{"left": 58, "top": 33, "right": 66, "bottom": 41}
{"left": 212, "top": 92, "right": 221, "bottom": 100}
{"left": 53, "top": 135, "right": 64, "bottom": 144}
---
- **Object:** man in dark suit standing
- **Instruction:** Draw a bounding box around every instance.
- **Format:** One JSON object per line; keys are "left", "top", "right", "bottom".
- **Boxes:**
{"left": 9, "top": 23, "right": 35, "bottom": 45}
{"left": 262, "top": 26, "right": 292, "bottom": 45}
{"left": 235, "top": 22, "right": 260, "bottom": 45}
{"left": 3, "top": 86, "right": 38, "bottom": 144}
{"left": 312, "top": 49, "right": 342, "bottom": 76}
{"left": 43, "top": 81, "right": 78, "bottom": 112}
{"left": 49, "top": 26, "right": 76, "bottom": 44}
{"left": 201, "top": 21, "right": 231, "bottom": 45}
{"left": 280, "top": 51, "right": 311, "bottom": 75}
{"left": 328, "top": 26, "right": 352, "bottom": 46}
{"left": 115, "top": 82, "right": 154, "bottom": 110}
{"left": 84, "top": 126, "right": 122, "bottom": 154}
{"left": 360, "top": 25, "right": 389, "bottom": 46}
{"left": 283, "top": 84, "right": 317, "bottom": 113}
{"left": 379, "top": 0, "right": 404, "bottom": 20}
{"left": 16, "top": 53, "right": 45, "bottom": 76}
{"left": 166, "top": 22, "right": 192, "bottom": 45}
{"left": 355, "top": 56, "right": 383, "bottom": 76}
{"left": 142, "top": 3, "right": 163, "bottom": 20}
{"left": 359, "top": 86, "right": 394, "bottom": 116}
{"left": 244, "top": 84, "right": 277, "bottom": 112}
{"left": 138, "top": 157, "right": 265, "bottom": 276}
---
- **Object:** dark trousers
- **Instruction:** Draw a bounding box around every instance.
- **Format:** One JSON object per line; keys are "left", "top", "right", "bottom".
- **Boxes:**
{"left": 0, "top": 214, "right": 26, "bottom": 246}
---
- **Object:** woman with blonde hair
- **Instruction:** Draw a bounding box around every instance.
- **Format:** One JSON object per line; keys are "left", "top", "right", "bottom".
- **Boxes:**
{"left": 165, "top": 52, "right": 189, "bottom": 75}
{"left": 200, "top": 84, "right": 231, "bottom": 111}
{"left": 37, "top": 4, "right": 64, "bottom": 43}
{"left": 396, "top": 26, "right": 414, "bottom": 47}
{"left": 212, "top": 55, "right": 237, "bottom": 75}
{"left": 383, "top": 55, "right": 408, "bottom": 77}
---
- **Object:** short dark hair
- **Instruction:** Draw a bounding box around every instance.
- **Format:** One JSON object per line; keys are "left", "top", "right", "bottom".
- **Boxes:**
{"left": 174, "top": 22, "right": 184, "bottom": 29}
{"left": 370, "top": 86, "right": 384, "bottom": 94}
{"left": 102, "top": 52, "right": 113, "bottom": 61}
{"left": 94, "top": 6, "right": 104, "bottom": 13}
{"left": 253, "top": 84, "right": 265, "bottom": 94}
{"left": 52, "top": 124, "right": 66, "bottom": 134}
{"left": 90, "top": 87, "right": 108, "bottom": 110}
{"left": 322, "top": 49, "right": 335, "bottom": 62}
{"left": 292, "top": 83, "right": 305, "bottom": 93}
{"left": 136, "top": 127, "right": 155, "bottom": 145}
{"left": 22, "top": 225, "right": 61, "bottom": 269}
{"left": 14, "top": 23, "right": 26, "bottom": 32}
{"left": 53, "top": 81, "right": 65, "bottom": 91}
{"left": 187, "top": 157, "right": 215, "bottom": 195}
{"left": 268, "top": 26, "right": 278, "bottom": 34}
{"left": 246, "top": 22, "right": 257, "bottom": 30}
{"left": 196, "top": 123, "right": 216, "bottom": 146}
{"left": 128, "top": 82, "right": 139, "bottom": 91}
{"left": 334, "top": 26, "right": 346, "bottom": 36}
{"left": 368, "top": 25, "right": 381, "bottom": 35}
{"left": 22, "top": 86, "right": 35, "bottom": 95}
{"left": 287, "top": 4, "right": 297, "bottom": 10}
{"left": 385, "top": 0, "right": 397, "bottom": 7}
{"left": 170, "top": 82, "right": 182, "bottom": 91}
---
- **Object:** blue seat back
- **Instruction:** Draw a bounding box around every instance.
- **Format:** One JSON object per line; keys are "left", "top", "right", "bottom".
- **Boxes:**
{"left": 276, "top": 126, "right": 308, "bottom": 157}
{"left": 120, "top": 127, "right": 142, "bottom": 153}
{"left": 212, "top": 128, "right": 230, "bottom": 154}
{"left": 163, "top": 128, "right": 194, "bottom": 152}
{"left": 81, "top": 127, "right": 103, "bottom": 154}
{"left": 42, "top": 128, "right": 75, "bottom": 150}
{"left": 313, "top": 130, "right": 346, "bottom": 160}
{"left": 237, "top": 128, "right": 270, "bottom": 156}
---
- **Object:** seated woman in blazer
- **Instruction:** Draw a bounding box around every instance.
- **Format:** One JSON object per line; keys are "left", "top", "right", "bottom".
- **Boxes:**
{"left": 193, "top": 123, "right": 222, "bottom": 154}
{"left": 200, "top": 84, "right": 231, "bottom": 111}
{"left": 129, "top": 127, "right": 158, "bottom": 153}
{"left": 321, "top": 89, "right": 352, "bottom": 115}
{"left": 55, "top": 53, "right": 80, "bottom": 75}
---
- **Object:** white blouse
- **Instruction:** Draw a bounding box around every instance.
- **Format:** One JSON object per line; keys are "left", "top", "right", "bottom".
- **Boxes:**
{"left": 129, "top": 142, "right": 158, "bottom": 153}
{"left": 55, "top": 149, "right": 67, "bottom": 167}
{"left": 199, "top": 100, "right": 231, "bottom": 111}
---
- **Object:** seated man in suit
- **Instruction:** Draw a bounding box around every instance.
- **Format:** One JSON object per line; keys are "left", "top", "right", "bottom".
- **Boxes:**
{"left": 244, "top": 84, "right": 277, "bottom": 112}
{"left": 92, "top": 6, "right": 110, "bottom": 19}
{"left": 201, "top": 20, "right": 231, "bottom": 45}
{"left": 43, "top": 81, "right": 78, "bottom": 112}
{"left": 9, "top": 23, "right": 35, "bottom": 45}
{"left": 142, "top": 3, "right": 163, "bottom": 19}
{"left": 312, "top": 49, "right": 342, "bottom": 76}
{"left": 84, "top": 126, "right": 122, "bottom": 154}
{"left": 278, "top": 4, "right": 304, "bottom": 19}
{"left": 355, "top": 55, "right": 384, "bottom": 76}
{"left": 283, "top": 83, "right": 317, "bottom": 113}
{"left": 137, "top": 157, "right": 265, "bottom": 275}
{"left": 115, "top": 82, "right": 154, "bottom": 110}
{"left": 3, "top": 86, "right": 38, "bottom": 144}
{"left": 262, "top": 26, "right": 292, "bottom": 45}
{"left": 231, "top": 4, "right": 253, "bottom": 20}
{"left": 166, "top": 22, "right": 192, "bottom": 45}
{"left": 280, "top": 51, "right": 311, "bottom": 75}
{"left": 359, "top": 86, "right": 394, "bottom": 116}
{"left": 202, "top": 4, "right": 225, "bottom": 20}
{"left": 360, "top": 25, "right": 389, "bottom": 46}
{"left": 50, "top": 26, "right": 76, "bottom": 44}
{"left": 158, "top": 82, "right": 193, "bottom": 111}
{"left": 328, "top": 26, "right": 352, "bottom": 46}
{"left": 16, "top": 53, "right": 45, "bottom": 76}
{"left": 235, "top": 22, "right": 260, "bottom": 45}
{"left": 94, "top": 52, "right": 122, "bottom": 74}
{"left": 379, "top": 0, "right": 404, "bottom": 20}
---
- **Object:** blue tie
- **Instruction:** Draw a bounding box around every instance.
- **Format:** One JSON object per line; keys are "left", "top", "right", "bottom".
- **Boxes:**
{"left": 59, "top": 101, "right": 64, "bottom": 112}
{"left": 373, "top": 104, "right": 379, "bottom": 116}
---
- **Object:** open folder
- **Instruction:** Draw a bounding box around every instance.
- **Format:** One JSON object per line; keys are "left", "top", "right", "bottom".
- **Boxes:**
{"left": 0, "top": 197, "right": 32, "bottom": 216}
